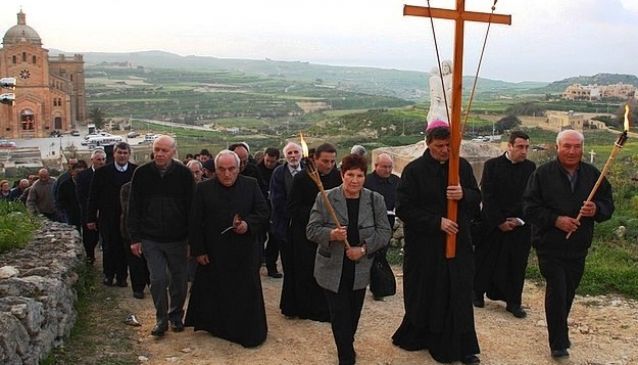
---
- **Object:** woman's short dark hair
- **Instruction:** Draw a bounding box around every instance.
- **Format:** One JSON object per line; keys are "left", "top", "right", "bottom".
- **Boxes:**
{"left": 341, "top": 154, "right": 368, "bottom": 175}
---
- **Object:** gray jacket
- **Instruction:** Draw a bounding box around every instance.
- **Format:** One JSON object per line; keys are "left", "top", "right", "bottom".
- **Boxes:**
{"left": 307, "top": 186, "right": 391, "bottom": 293}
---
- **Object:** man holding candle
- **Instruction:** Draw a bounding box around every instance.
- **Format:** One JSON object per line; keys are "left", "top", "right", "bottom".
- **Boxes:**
{"left": 285, "top": 143, "right": 342, "bottom": 322}
{"left": 523, "top": 129, "right": 614, "bottom": 359}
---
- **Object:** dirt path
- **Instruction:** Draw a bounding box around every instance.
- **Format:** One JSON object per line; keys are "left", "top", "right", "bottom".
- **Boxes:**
{"left": 109, "top": 267, "right": 638, "bottom": 365}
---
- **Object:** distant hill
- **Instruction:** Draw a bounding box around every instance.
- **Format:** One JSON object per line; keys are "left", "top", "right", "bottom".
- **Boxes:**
{"left": 51, "top": 49, "right": 547, "bottom": 101}
{"left": 539, "top": 73, "right": 638, "bottom": 93}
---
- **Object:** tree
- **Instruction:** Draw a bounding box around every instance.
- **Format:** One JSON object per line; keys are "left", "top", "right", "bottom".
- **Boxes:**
{"left": 495, "top": 115, "right": 521, "bottom": 133}
{"left": 88, "top": 107, "right": 105, "bottom": 129}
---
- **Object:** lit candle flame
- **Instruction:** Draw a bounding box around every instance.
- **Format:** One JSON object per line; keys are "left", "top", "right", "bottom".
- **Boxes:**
{"left": 624, "top": 105, "right": 631, "bottom": 132}
{"left": 300, "top": 132, "right": 309, "bottom": 158}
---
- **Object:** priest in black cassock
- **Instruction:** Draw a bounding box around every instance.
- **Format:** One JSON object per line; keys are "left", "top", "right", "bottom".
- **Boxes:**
{"left": 185, "top": 149, "right": 270, "bottom": 348}
{"left": 473, "top": 131, "right": 536, "bottom": 318}
{"left": 392, "top": 123, "right": 482, "bottom": 365}
{"left": 280, "top": 143, "right": 341, "bottom": 322}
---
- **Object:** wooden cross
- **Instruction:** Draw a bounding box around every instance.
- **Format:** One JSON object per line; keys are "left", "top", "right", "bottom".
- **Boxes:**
{"left": 404, "top": 1, "right": 511, "bottom": 258}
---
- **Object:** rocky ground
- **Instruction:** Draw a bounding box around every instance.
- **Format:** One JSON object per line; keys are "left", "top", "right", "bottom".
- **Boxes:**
{"left": 96, "top": 266, "right": 638, "bottom": 365}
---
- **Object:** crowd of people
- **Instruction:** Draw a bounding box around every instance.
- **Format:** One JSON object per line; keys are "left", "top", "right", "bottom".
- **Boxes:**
{"left": 0, "top": 124, "right": 614, "bottom": 365}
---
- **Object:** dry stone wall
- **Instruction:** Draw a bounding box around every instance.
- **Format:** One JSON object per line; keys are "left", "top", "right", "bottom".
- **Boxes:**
{"left": 0, "top": 221, "right": 83, "bottom": 365}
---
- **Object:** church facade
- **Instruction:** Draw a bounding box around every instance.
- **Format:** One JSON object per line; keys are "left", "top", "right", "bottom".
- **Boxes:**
{"left": 0, "top": 10, "right": 86, "bottom": 138}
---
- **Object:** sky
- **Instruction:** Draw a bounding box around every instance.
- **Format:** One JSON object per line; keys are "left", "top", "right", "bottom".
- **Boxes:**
{"left": 1, "top": 0, "right": 637, "bottom": 82}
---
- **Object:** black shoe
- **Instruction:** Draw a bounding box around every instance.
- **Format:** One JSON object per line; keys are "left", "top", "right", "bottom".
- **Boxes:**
{"left": 267, "top": 271, "right": 283, "bottom": 278}
{"left": 170, "top": 319, "right": 184, "bottom": 332}
{"left": 506, "top": 306, "right": 527, "bottom": 319}
{"left": 472, "top": 293, "right": 484, "bottom": 308}
{"left": 373, "top": 295, "right": 384, "bottom": 301}
{"left": 133, "top": 291, "right": 144, "bottom": 299}
{"left": 151, "top": 322, "right": 168, "bottom": 337}
{"left": 116, "top": 280, "right": 128, "bottom": 288}
{"left": 462, "top": 354, "right": 481, "bottom": 364}
{"left": 102, "top": 277, "right": 114, "bottom": 287}
{"left": 551, "top": 349, "right": 569, "bottom": 358}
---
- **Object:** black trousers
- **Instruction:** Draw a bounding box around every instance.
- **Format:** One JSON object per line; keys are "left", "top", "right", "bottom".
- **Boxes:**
{"left": 324, "top": 287, "right": 366, "bottom": 365}
{"left": 537, "top": 254, "right": 586, "bottom": 351}
{"left": 82, "top": 224, "right": 100, "bottom": 261}
{"left": 100, "top": 223, "right": 128, "bottom": 282}
{"left": 124, "top": 241, "right": 150, "bottom": 293}
{"left": 265, "top": 229, "right": 281, "bottom": 273}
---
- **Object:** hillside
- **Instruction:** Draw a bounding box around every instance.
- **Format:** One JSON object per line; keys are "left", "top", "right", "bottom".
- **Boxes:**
{"left": 540, "top": 73, "right": 638, "bottom": 93}
{"left": 52, "top": 49, "right": 547, "bottom": 101}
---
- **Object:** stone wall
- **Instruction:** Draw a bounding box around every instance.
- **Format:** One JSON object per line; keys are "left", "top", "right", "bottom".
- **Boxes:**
{"left": 0, "top": 221, "right": 83, "bottom": 365}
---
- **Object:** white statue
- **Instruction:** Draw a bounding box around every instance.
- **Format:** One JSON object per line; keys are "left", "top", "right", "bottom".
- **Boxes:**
{"left": 427, "top": 60, "right": 453, "bottom": 124}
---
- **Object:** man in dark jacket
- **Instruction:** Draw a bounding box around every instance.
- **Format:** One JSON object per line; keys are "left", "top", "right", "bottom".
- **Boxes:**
{"left": 523, "top": 130, "right": 613, "bottom": 359}
{"left": 128, "top": 135, "right": 195, "bottom": 337}
{"left": 392, "top": 125, "right": 482, "bottom": 365}
{"left": 185, "top": 150, "right": 269, "bottom": 348}
{"left": 283, "top": 143, "right": 341, "bottom": 322}
{"left": 88, "top": 142, "right": 137, "bottom": 288}
{"left": 473, "top": 131, "right": 536, "bottom": 318}
{"left": 76, "top": 149, "right": 106, "bottom": 264}
{"left": 257, "top": 147, "right": 282, "bottom": 277}
{"left": 364, "top": 152, "right": 400, "bottom": 301}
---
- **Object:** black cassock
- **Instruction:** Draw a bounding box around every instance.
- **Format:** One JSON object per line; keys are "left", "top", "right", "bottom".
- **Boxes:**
{"left": 185, "top": 176, "right": 269, "bottom": 348}
{"left": 280, "top": 167, "right": 341, "bottom": 322}
{"left": 474, "top": 154, "right": 536, "bottom": 307}
{"left": 392, "top": 150, "right": 481, "bottom": 363}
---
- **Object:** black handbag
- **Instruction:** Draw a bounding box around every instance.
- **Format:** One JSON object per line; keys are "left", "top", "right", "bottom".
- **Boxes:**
{"left": 370, "top": 252, "right": 396, "bottom": 297}
{"left": 367, "top": 190, "right": 396, "bottom": 297}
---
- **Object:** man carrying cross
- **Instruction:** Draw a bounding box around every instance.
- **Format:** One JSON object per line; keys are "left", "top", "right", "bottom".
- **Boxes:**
{"left": 395, "top": 1, "right": 511, "bottom": 363}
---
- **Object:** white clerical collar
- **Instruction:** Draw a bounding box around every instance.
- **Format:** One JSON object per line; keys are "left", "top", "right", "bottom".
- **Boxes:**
{"left": 115, "top": 163, "right": 129, "bottom": 172}
{"left": 288, "top": 163, "right": 301, "bottom": 175}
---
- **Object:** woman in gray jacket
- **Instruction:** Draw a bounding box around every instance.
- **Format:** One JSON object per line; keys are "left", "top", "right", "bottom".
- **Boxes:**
{"left": 306, "top": 154, "right": 392, "bottom": 365}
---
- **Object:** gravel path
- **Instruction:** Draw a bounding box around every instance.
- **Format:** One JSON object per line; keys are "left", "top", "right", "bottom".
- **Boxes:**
{"left": 112, "top": 267, "right": 638, "bottom": 365}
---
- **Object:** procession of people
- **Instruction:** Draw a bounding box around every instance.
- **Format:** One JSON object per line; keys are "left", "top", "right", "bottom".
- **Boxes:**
{"left": 6, "top": 122, "right": 615, "bottom": 365}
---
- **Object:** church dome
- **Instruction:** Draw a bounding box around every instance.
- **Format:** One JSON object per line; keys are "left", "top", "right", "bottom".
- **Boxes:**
{"left": 2, "top": 11, "right": 42, "bottom": 46}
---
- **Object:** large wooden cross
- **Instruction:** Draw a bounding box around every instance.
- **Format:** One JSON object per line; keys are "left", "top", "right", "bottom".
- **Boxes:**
{"left": 404, "top": 1, "right": 511, "bottom": 258}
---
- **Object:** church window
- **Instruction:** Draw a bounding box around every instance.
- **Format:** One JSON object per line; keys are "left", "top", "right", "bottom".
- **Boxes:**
{"left": 13, "top": 55, "right": 17, "bottom": 64}
{"left": 70, "top": 74, "right": 74, "bottom": 81}
{"left": 20, "top": 109, "right": 35, "bottom": 130}
{"left": 22, "top": 52, "right": 26, "bottom": 62}
{"left": 32, "top": 55, "right": 36, "bottom": 64}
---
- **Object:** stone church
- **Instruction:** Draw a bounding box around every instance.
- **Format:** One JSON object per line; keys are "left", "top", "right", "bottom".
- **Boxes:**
{"left": 0, "top": 10, "right": 86, "bottom": 138}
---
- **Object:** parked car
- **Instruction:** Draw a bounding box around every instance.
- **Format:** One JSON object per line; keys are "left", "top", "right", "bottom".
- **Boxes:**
{"left": 49, "top": 130, "right": 62, "bottom": 137}
{"left": 70, "top": 130, "right": 81, "bottom": 136}
{"left": 127, "top": 131, "right": 140, "bottom": 138}
{"left": 0, "top": 139, "right": 17, "bottom": 148}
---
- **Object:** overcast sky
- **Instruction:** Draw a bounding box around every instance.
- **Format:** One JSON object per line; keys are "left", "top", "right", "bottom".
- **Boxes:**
{"left": 2, "top": 0, "right": 637, "bottom": 82}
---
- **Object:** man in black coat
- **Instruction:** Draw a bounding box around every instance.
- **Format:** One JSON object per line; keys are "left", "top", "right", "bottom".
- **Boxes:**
{"left": 523, "top": 130, "right": 614, "bottom": 359}
{"left": 185, "top": 150, "right": 270, "bottom": 348}
{"left": 257, "top": 147, "right": 282, "bottom": 277}
{"left": 364, "top": 152, "right": 400, "bottom": 301}
{"left": 270, "top": 142, "right": 303, "bottom": 308}
{"left": 473, "top": 131, "right": 536, "bottom": 318}
{"left": 128, "top": 135, "right": 195, "bottom": 337}
{"left": 76, "top": 149, "right": 106, "bottom": 265}
{"left": 87, "top": 142, "right": 137, "bottom": 288}
{"left": 392, "top": 125, "right": 482, "bottom": 365}
{"left": 283, "top": 143, "right": 341, "bottom": 322}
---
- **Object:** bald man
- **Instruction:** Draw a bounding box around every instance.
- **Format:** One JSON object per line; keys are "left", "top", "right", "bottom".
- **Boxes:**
{"left": 128, "top": 135, "right": 195, "bottom": 337}
{"left": 364, "top": 153, "right": 400, "bottom": 300}
{"left": 27, "top": 168, "right": 57, "bottom": 220}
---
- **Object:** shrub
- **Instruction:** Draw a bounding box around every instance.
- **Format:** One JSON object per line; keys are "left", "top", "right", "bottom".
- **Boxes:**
{"left": 0, "top": 200, "right": 40, "bottom": 254}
